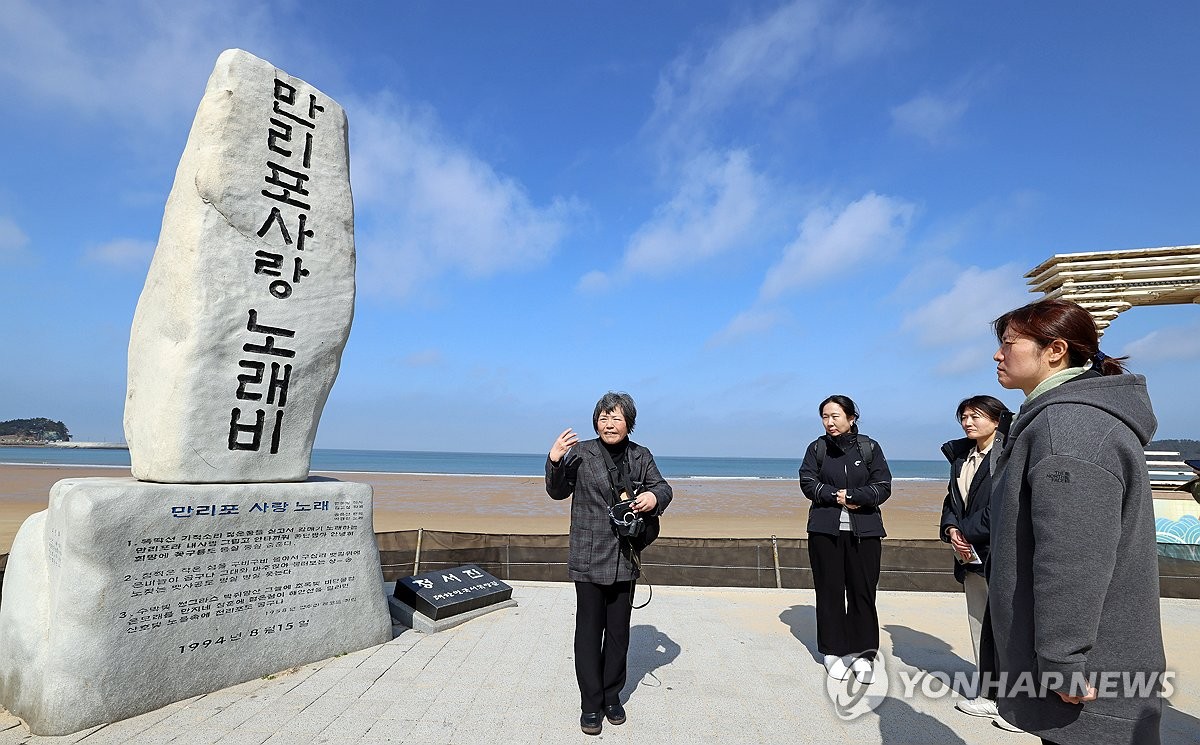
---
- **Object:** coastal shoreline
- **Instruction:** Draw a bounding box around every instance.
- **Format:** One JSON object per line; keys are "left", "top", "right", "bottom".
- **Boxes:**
{"left": 1, "top": 464, "right": 953, "bottom": 553}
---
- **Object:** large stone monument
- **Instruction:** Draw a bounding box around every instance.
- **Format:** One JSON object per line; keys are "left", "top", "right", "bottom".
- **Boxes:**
{"left": 0, "top": 50, "right": 392, "bottom": 736}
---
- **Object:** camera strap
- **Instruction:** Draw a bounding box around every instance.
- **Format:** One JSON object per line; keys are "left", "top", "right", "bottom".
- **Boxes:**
{"left": 597, "top": 443, "right": 637, "bottom": 507}
{"left": 597, "top": 442, "right": 652, "bottom": 609}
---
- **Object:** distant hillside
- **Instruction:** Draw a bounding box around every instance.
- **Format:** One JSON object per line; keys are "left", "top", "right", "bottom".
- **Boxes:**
{"left": 0, "top": 418, "right": 71, "bottom": 443}
{"left": 1148, "top": 439, "right": 1200, "bottom": 459}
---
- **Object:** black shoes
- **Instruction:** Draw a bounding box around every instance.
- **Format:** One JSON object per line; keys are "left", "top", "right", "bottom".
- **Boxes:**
{"left": 580, "top": 712, "right": 603, "bottom": 736}
{"left": 581, "top": 704, "right": 626, "bottom": 734}
{"left": 604, "top": 702, "right": 626, "bottom": 725}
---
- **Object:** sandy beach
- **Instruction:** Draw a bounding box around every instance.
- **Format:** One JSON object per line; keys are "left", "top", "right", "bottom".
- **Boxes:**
{"left": 0, "top": 463, "right": 957, "bottom": 553}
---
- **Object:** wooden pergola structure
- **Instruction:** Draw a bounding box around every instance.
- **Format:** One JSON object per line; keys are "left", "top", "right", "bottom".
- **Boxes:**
{"left": 1026, "top": 244, "right": 1200, "bottom": 334}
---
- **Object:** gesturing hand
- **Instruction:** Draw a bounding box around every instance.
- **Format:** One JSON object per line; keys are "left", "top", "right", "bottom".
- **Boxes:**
{"left": 549, "top": 428, "right": 579, "bottom": 464}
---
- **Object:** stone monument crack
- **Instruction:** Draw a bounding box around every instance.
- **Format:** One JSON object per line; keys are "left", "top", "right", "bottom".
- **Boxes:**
{"left": 0, "top": 49, "right": 391, "bottom": 737}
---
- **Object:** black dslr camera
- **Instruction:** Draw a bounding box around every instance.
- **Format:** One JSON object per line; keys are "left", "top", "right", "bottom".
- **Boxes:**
{"left": 608, "top": 499, "right": 646, "bottom": 539}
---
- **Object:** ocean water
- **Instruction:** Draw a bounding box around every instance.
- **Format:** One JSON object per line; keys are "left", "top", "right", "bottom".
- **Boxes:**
{"left": 0, "top": 446, "right": 946, "bottom": 481}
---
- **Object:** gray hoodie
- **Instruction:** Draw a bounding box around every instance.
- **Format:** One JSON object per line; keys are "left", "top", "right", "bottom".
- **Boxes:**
{"left": 989, "top": 371, "right": 1165, "bottom": 744}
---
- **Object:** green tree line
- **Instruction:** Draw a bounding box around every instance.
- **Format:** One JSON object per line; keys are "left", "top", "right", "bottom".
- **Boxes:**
{"left": 1148, "top": 439, "right": 1200, "bottom": 460}
{"left": 0, "top": 418, "right": 71, "bottom": 442}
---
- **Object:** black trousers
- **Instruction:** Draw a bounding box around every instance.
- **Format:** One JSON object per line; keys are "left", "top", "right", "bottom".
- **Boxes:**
{"left": 574, "top": 580, "right": 633, "bottom": 713}
{"left": 808, "top": 531, "right": 881, "bottom": 657}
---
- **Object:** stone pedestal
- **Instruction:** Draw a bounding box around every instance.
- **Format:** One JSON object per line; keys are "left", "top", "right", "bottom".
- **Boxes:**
{"left": 0, "top": 477, "right": 392, "bottom": 736}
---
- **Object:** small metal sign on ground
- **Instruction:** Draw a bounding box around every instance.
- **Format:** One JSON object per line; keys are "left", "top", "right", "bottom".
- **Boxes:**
{"left": 389, "top": 564, "right": 515, "bottom": 633}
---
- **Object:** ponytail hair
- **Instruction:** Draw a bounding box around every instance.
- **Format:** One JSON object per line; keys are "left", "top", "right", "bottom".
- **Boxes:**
{"left": 993, "top": 298, "right": 1129, "bottom": 375}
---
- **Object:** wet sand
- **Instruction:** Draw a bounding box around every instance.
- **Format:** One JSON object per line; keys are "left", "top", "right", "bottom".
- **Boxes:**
{"left": 0, "top": 464, "right": 953, "bottom": 553}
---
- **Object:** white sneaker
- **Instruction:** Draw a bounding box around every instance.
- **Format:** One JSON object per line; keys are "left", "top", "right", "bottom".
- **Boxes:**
{"left": 823, "top": 654, "right": 851, "bottom": 681}
{"left": 993, "top": 716, "right": 1022, "bottom": 733}
{"left": 850, "top": 656, "right": 874, "bottom": 684}
{"left": 955, "top": 697, "right": 999, "bottom": 717}
{"left": 956, "top": 698, "right": 1023, "bottom": 733}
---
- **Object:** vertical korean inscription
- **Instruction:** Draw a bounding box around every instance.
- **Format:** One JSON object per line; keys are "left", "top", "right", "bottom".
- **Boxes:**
{"left": 228, "top": 79, "right": 326, "bottom": 455}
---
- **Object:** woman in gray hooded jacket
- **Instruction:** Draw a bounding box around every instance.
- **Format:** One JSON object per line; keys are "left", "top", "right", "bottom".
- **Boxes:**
{"left": 987, "top": 298, "right": 1165, "bottom": 745}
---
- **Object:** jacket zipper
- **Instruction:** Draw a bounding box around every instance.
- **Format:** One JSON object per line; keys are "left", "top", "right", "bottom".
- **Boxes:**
{"left": 846, "top": 462, "right": 860, "bottom": 537}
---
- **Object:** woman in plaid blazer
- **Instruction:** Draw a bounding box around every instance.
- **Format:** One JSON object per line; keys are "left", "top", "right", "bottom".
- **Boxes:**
{"left": 545, "top": 391, "right": 672, "bottom": 736}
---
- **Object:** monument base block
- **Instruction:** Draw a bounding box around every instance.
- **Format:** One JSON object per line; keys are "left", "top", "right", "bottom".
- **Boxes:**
{"left": 388, "top": 565, "right": 516, "bottom": 633}
{"left": 387, "top": 595, "right": 518, "bottom": 634}
{"left": 0, "top": 477, "right": 392, "bottom": 736}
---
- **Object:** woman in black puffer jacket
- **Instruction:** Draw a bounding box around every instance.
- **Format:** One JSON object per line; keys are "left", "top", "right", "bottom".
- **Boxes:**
{"left": 799, "top": 394, "right": 892, "bottom": 684}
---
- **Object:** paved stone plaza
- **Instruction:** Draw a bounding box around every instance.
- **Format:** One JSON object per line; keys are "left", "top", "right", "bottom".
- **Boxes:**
{"left": 2, "top": 582, "right": 1196, "bottom": 744}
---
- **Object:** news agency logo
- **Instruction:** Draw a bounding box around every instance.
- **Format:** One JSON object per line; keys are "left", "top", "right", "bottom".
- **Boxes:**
{"left": 825, "top": 652, "right": 889, "bottom": 720}
{"left": 824, "top": 654, "right": 1173, "bottom": 722}
{"left": 895, "top": 669, "right": 1175, "bottom": 701}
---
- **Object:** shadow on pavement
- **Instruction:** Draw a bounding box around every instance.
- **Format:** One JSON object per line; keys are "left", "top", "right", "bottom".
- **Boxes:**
{"left": 875, "top": 695, "right": 970, "bottom": 745}
{"left": 884, "top": 623, "right": 975, "bottom": 696}
{"left": 779, "top": 603, "right": 821, "bottom": 663}
{"left": 1163, "top": 702, "right": 1200, "bottom": 744}
{"left": 622, "top": 624, "right": 680, "bottom": 703}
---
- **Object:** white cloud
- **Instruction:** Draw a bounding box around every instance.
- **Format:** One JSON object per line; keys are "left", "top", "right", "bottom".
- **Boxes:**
{"left": 83, "top": 238, "right": 156, "bottom": 271}
{"left": 0, "top": 0, "right": 278, "bottom": 129}
{"left": 901, "top": 264, "right": 1029, "bottom": 347}
{"left": 707, "top": 308, "right": 785, "bottom": 347}
{"left": 648, "top": 0, "right": 894, "bottom": 152}
{"left": 351, "top": 96, "right": 577, "bottom": 300}
{"left": 402, "top": 349, "right": 445, "bottom": 368}
{"left": 0, "top": 216, "right": 31, "bottom": 264}
{"left": 1123, "top": 323, "right": 1200, "bottom": 363}
{"left": 891, "top": 93, "right": 969, "bottom": 145}
{"left": 900, "top": 264, "right": 1030, "bottom": 375}
{"left": 608, "top": 1, "right": 899, "bottom": 298}
{"left": 618, "top": 150, "right": 765, "bottom": 277}
{"left": 935, "top": 344, "right": 998, "bottom": 376}
{"left": 760, "top": 192, "right": 915, "bottom": 301}
{"left": 577, "top": 270, "right": 612, "bottom": 294}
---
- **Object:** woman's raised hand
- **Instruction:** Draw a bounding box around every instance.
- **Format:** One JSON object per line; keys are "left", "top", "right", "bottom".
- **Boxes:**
{"left": 549, "top": 428, "right": 579, "bottom": 463}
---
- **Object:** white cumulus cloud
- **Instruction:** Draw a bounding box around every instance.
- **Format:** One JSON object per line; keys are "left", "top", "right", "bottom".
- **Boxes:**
{"left": 901, "top": 264, "right": 1031, "bottom": 375}
{"left": 0, "top": 0, "right": 279, "bottom": 130}
{"left": 619, "top": 150, "right": 765, "bottom": 277}
{"left": 707, "top": 308, "right": 786, "bottom": 348}
{"left": 351, "top": 96, "right": 577, "bottom": 300}
{"left": 0, "top": 216, "right": 31, "bottom": 264}
{"left": 648, "top": 0, "right": 894, "bottom": 152}
{"left": 891, "top": 92, "right": 969, "bottom": 146}
{"left": 83, "top": 238, "right": 156, "bottom": 271}
{"left": 1123, "top": 323, "right": 1200, "bottom": 362}
{"left": 402, "top": 349, "right": 445, "bottom": 368}
{"left": 760, "top": 192, "right": 915, "bottom": 301}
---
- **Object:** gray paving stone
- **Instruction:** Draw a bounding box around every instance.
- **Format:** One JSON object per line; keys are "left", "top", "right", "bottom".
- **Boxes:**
{"left": 163, "top": 729, "right": 226, "bottom": 745}
{"left": 212, "top": 731, "right": 273, "bottom": 745}
{"left": 1, "top": 582, "right": 1197, "bottom": 744}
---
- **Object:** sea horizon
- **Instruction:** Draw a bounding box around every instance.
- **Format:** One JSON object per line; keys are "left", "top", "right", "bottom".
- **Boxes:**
{"left": 0, "top": 445, "right": 946, "bottom": 481}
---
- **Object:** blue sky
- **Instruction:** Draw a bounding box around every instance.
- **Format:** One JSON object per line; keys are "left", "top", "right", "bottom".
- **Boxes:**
{"left": 2, "top": 1, "right": 1198, "bottom": 459}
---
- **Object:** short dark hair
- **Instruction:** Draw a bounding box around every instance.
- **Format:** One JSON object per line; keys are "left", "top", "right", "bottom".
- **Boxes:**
{"left": 818, "top": 394, "right": 859, "bottom": 420}
{"left": 955, "top": 395, "right": 1010, "bottom": 423}
{"left": 993, "top": 298, "right": 1128, "bottom": 375}
{"left": 593, "top": 391, "right": 637, "bottom": 434}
